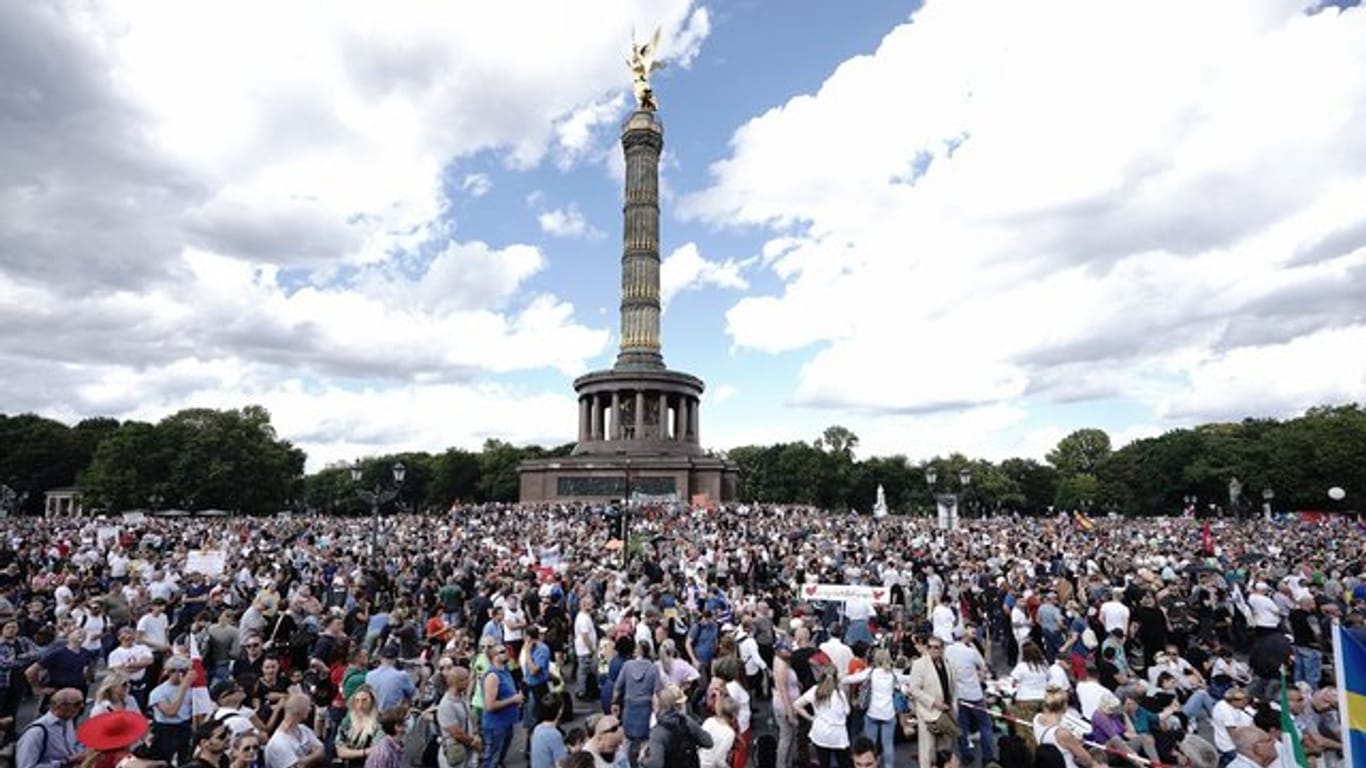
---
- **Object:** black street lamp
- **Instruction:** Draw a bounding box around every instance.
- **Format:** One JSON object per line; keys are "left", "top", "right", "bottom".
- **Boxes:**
{"left": 1183, "top": 494, "right": 1197, "bottom": 516}
{"left": 621, "top": 459, "right": 633, "bottom": 571}
{"left": 351, "top": 461, "right": 406, "bottom": 564}
{"left": 924, "top": 465, "right": 972, "bottom": 529}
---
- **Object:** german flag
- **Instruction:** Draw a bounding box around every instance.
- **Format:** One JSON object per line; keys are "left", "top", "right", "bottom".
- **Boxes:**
{"left": 1073, "top": 510, "right": 1095, "bottom": 532}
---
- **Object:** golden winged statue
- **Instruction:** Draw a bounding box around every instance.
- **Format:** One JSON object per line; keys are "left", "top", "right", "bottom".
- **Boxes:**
{"left": 628, "top": 27, "right": 665, "bottom": 111}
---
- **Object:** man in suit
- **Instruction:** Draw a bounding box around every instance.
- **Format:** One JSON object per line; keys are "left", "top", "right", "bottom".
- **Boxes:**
{"left": 909, "top": 636, "right": 957, "bottom": 768}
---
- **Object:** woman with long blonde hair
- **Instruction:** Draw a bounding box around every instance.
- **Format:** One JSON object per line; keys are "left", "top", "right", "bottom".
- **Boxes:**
{"left": 794, "top": 665, "right": 851, "bottom": 768}
{"left": 333, "top": 684, "right": 382, "bottom": 767}
{"left": 1032, "top": 687, "right": 1097, "bottom": 768}
{"left": 843, "top": 648, "right": 912, "bottom": 768}
{"left": 89, "top": 672, "right": 139, "bottom": 715}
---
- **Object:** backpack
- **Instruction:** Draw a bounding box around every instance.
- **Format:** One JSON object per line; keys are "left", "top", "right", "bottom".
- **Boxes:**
{"left": 403, "top": 713, "right": 439, "bottom": 768}
{"left": 660, "top": 717, "right": 700, "bottom": 768}
{"left": 1034, "top": 726, "right": 1068, "bottom": 768}
{"left": 20, "top": 722, "right": 50, "bottom": 763}
{"left": 752, "top": 733, "right": 776, "bottom": 768}
{"left": 996, "top": 734, "right": 1032, "bottom": 767}
{"left": 1034, "top": 743, "right": 1067, "bottom": 768}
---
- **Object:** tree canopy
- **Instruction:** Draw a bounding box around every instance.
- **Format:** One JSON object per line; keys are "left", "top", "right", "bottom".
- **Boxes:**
{"left": 1, "top": 403, "right": 1363, "bottom": 516}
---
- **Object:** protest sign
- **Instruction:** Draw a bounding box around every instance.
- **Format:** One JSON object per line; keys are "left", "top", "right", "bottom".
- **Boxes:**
{"left": 798, "top": 583, "right": 891, "bottom": 604}
{"left": 186, "top": 549, "right": 226, "bottom": 577}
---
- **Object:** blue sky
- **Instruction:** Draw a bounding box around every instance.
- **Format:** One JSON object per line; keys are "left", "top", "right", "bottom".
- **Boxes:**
{"left": 2, "top": 0, "right": 1365, "bottom": 471}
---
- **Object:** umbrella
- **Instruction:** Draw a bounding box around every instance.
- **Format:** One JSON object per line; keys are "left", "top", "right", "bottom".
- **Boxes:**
{"left": 1236, "top": 552, "right": 1271, "bottom": 564}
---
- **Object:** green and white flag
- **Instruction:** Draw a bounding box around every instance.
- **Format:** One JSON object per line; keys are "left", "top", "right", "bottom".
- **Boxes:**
{"left": 1279, "top": 672, "right": 1309, "bottom": 768}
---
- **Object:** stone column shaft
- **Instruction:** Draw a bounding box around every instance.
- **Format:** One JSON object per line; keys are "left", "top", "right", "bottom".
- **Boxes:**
{"left": 610, "top": 391, "right": 621, "bottom": 440}
{"left": 689, "top": 397, "right": 700, "bottom": 443}
{"left": 657, "top": 392, "right": 668, "bottom": 438}
{"left": 616, "top": 110, "right": 665, "bottom": 370}
{"left": 634, "top": 390, "right": 645, "bottom": 439}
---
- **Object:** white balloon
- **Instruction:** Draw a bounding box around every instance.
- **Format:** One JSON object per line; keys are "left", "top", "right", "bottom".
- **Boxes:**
{"left": 1328, "top": 486, "right": 1346, "bottom": 501}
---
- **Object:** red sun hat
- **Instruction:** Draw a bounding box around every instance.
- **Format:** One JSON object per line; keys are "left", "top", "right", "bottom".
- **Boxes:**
{"left": 77, "top": 711, "right": 150, "bottom": 752}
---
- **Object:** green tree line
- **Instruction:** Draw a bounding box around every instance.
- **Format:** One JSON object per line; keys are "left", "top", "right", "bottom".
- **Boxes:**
{"left": 1, "top": 403, "right": 1363, "bottom": 516}
{"left": 731, "top": 407, "right": 1366, "bottom": 515}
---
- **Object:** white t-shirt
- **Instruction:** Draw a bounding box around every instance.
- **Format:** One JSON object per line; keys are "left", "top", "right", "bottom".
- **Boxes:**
{"left": 573, "top": 611, "right": 597, "bottom": 657}
{"left": 738, "top": 636, "right": 767, "bottom": 677}
{"left": 820, "top": 638, "right": 854, "bottom": 680}
{"left": 107, "top": 644, "right": 154, "bottom": 682}
{"left": 212, "top": 706, "right": 257, "bottom": 737}
{"left": 945, "top": 642, "right": 987, "bottom": 701}
{"left": 698, "top": 717, "right": 735, "bottom": 768}
{"left": 54, "top": 585, "right": 75, "bottom": 613}
{"left": 845, "top": 598, "right": 875, "bottom": 622}
{"left": 1248, "top": 593, "right": 1281, "bottom": 629}
{"left": 108, "top": 553, "right": 129, "bottom": 579}
{"left": 74, "top": 610, "right": 106, "bottom": 651}
{"left": 794, "top": 687, "right": 850, "bottom": 749}
{"left": 1211, "top": 700, "right": 1254, "bottom": 752}
{"left": 1011, "top": 606, "right": 1032, "bottom": 643}
{"left": 138, "top": 612, "right": 170, "bottom": 650}
{"left": 725, "top": 679, "right": 752, "bottom": 733}
{"left": 1010, "top": 663, "right": 1050, "bottom": 702}
{"left": 1047, "top": 662, "right": 1071, "bottom": 691}
{"left": 502, "top": 606, "right": 526, "bottom": 642}
{"left": 931, "top": 604, "right": 957, "bottom": 643}
{"left": 264, "top": 723, "right": 322, "bottom": 768}
{"left": 1099, "top": 600, "right": 1130, "bottom": 635}
{"left": 1075, "top": 680, "right": 1108, "bottom": 720}
{"left": 148, "top": 579, "right": 176, "bottom": 603}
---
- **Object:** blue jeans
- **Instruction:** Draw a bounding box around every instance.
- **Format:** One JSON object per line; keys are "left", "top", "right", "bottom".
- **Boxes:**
{"left": 845, "top": 619, "right": 874, "bottom": 646}
{"left": 957, "top": 700, "right": 994, "bottom": 762}
{"left": 1182, "top": 689, "right": 1216, "bottom": 723}
{"left": 481, "top": 723, "right": 514, "bottom": 768}
{"left": 862, "top": 717, "right": 895, "bottom": 768}
{"left": 1042, "top": 629, "right": 1064, "bottom": 662}
{"left": 209, "top": 662, "right": 232, "bottom": 687}
{"left": 1294, "top": 646, "right": 1322, "bottom": 687}
{"left": 575, "top": 653, "right": 595, "bottom": 698}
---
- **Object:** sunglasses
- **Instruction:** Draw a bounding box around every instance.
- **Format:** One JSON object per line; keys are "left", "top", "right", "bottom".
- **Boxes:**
{"left": 238, "top": 744, "right": 259, "bottom": 752}
{"left": 599, "top": 723, "right": 621, "bottom": 734}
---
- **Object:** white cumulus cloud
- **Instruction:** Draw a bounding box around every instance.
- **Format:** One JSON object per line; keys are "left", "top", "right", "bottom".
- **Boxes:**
{"left": 461, "top": 173, "right": 493, "bottom": 197}
{"left": 537, "top": 205, "right": 604, "bottom": 239}
{"left": 686, "top": 0, "right": 1366, "bottom": 426}
{"left": 660, "top": 243, "right": 749, "bottom": 309}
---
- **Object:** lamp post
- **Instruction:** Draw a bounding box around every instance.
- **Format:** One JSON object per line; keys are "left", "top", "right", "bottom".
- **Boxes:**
{"left": 1183, "top": 494, "right": 1197, "bottom": 517}
{"left": 1227, "top": 477, "right": 1242, "bottom": 521}
{"left": 351, "top": 461, "right": 406, "bottom": 564}
{"left": 1261, "top": 487, "right": 1274, "bottom": 522}
{"left": 924, "top": 466, "right": 972, "bottom": 530}
{"left": 621, "top": 459, "right": 633, "bottom": 571}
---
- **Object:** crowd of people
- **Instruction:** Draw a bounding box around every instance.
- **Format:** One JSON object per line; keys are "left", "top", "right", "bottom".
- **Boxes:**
{"left": 0, "top": 503, "right": 1362, "bottom": 768}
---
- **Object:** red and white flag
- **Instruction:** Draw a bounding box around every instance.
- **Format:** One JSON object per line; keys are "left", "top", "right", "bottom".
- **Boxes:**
{"left": 187, "top": 631, "right": 214, "bottom": 717}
